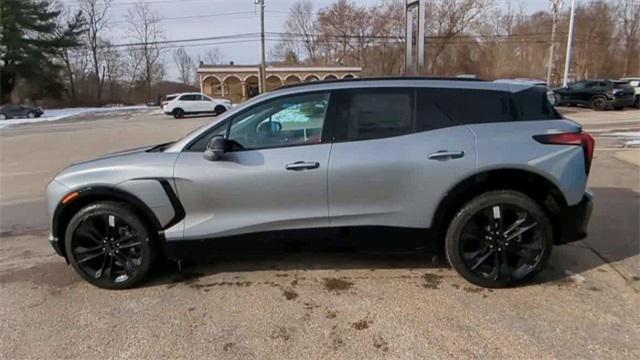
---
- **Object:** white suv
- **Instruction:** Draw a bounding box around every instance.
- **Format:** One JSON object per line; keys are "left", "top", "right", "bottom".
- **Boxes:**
{"left": 162, "top": 93, "right": 232, "bottom": 118}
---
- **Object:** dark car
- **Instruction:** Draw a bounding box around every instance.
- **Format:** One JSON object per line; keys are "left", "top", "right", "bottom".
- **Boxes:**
{"left": 0, "top": 104, "right": 44, "bottom": 119}
{"left": 554, "top": 79, "right": 635, "bottom": 110}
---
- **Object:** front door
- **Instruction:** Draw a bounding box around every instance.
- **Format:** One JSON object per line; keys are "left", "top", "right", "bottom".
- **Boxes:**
{"left": 173, "top": 92, "right": 333, "bottom": 240}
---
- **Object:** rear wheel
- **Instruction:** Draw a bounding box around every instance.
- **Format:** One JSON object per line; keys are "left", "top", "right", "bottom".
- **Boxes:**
{"left": 591, "top": 97, "right": 607, "bottom": 111}
{"left": 172, "top": 108, "right": 184, "bottom": 119}
{"left": 64, "top": 201, "right": 156, "bottom": 289}
{"left": 445, "top": 191, "right": 553, "bottom": 288}
{"left": 214, "top": 105, "right": 227, "bottom": 116}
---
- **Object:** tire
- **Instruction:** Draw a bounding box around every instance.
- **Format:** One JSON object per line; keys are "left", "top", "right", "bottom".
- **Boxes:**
{"left": 445, "top": 190, "right": 553, "bottom": 288}
{"left": 64, "top": 201, "right": 156, "bottom": 289}
{"left": 591, "top": 97, "right": 607, "bottom": 111}
{"left": 172, "top": 108, "right": 184, "bottom": 119}
{"left": 0, "top": 113, "right": 6, "bottom": 120}
{"left": 27, "top": 112, "right": 36, "bottom": 118}
{"left": 634, "top": 96, "right": 640, "bottom": 109}
{"left": 614, "top": 106, "right": 624, "bottom": 111}
{"left": 214, "top": 105, "right": 227, "bottom": 116}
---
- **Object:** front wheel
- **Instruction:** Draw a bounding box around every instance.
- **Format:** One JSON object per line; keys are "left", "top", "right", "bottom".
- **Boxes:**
{"left": 214, "top": 105, "right": 227, "bottom": 116}
{"left": 445, "top": 190, "right": 553, "bottom": 288}
{"left": 591, "top": 97, "right": 607, "bottom": 111}
{"left": 27, "top": 112, "right": 36, "bottom": 118}
{"left": 172, "top": 108, "right": 184, "bottom": 119}
{"left": 64, "top": 201, "right": 156, "bottom": 289}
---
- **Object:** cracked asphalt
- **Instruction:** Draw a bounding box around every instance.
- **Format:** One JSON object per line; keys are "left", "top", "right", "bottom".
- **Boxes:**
{"left": 1, "top": 108, "right": 639, "bottom": 359}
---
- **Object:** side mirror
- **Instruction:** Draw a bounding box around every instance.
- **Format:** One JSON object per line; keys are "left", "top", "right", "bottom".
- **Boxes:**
{"left": 203, "top": 136, "right": 226, "bottom": 161}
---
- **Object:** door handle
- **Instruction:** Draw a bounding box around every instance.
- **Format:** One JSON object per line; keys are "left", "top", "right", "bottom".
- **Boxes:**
{"left": 428, "top": 150, "right": 465, "bottom": 161}
{"left": 285, "top": 161, "right": 320, "bottom": 171}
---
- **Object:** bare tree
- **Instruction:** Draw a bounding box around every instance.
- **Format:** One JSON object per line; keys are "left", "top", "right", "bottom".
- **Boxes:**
{"left": 616, "top": 0, "right": 640, "bottom": 76}
{"left": 426, "top": 0, "right": 493, "bottom": 73}
{"left": 102, "top": 43, "right": 124, "bottom": 102}
{"left": 173, "top": 47, "right": 194, "bottom": 86}
{"left": 78, "top": 0, "right": 111, "bottom": 104}
{"left": 201, "top": 47, "right": 225, "bottom": 65}
{"left": 125, "top": 0, "right": 165, "bottom": 100}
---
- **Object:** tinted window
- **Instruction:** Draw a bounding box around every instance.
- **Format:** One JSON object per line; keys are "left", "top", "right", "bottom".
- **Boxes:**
{"left": 180, "top": 95, "right": 195, "bottom": 101}
{"left": 424, "top": 89, "right": 512, "bottom": 124}
{"left": 416, "top": 89, "right": 456, "bottom": 131}
{"left": 228, "top": 92, "right": 329, "bottom": 150}
{"left": 337, "top": 89, "right": 413, "bottom": 141}
{"left": 510, "top": 87, "right": 561, "bottom": 121}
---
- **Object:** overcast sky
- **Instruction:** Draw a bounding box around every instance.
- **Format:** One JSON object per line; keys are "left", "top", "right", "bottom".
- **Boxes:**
{"left": 78, "top": 0, "right": 554, "bottom": 81}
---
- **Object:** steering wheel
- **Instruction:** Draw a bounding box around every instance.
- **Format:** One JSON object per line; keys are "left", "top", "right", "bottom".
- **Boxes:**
{"left": 257, "top": 120, "right": 282, "bottom": 135}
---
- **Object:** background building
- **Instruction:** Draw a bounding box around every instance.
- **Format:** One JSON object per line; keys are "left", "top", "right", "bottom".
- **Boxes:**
{"left": 198, "top": 65, "right": 362, "bottom": 103}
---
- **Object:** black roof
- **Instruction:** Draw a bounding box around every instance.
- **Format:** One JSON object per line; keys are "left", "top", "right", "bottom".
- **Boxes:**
{"left": 278, "top": 76, "right": 486, "bottom": 90}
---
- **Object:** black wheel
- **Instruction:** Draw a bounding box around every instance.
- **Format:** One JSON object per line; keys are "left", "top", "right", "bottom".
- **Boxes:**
{"left": 172, "top": 108, "right": 184, "bottom": 119}
{"left": 64, "top": 201, "right": 156, "bottom": 289}
{"left": 634, "top": 96, "right": 639, "bottom": 109}
{"left": 214, "top": 105, "right": 227, "bottom": 116}
{"left": 27, "top": 112, "right": 36, "bottom": 118}
{"left": 445, "top": 190, "right": 553, "bottom": 288}
{"left": 591, "top": 97, "right": 607, "bottom": 111}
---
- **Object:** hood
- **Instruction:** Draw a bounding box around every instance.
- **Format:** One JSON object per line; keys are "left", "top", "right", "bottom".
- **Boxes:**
{"left": 70, "top": 145, "right": 154, "bottom": 167}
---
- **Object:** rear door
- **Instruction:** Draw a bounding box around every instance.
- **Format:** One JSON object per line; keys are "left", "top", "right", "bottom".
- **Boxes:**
{"left": 327, "top": 87, "right": 476, "bottom": 229}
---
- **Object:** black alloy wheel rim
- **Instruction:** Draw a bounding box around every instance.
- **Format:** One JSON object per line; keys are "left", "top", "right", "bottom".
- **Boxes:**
{"left": 71, "top": 213, "right": 144, "bottom": 283}
{"left": 459, "top": 204, "right": 544, "bottom": 282}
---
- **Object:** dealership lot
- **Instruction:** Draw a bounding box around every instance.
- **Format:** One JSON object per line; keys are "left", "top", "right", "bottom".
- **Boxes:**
{"left": 1, "top": 109, "right": 639, "bottom": 358}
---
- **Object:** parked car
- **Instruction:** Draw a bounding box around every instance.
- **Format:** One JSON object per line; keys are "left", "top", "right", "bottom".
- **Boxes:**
{"left": 162, "top": 92, "right": 231, "bottom": 118}
{"left": 619, "top": 78, "right": 640, "bottom": 108}
{"left": 46, "top": 77, "right": 594, "bottom": 289}
{"left": 554, "top": 79, "right": 635, "bottom": 110}
{"left": 0, "top": 104, "right": 44, "bottom": 119}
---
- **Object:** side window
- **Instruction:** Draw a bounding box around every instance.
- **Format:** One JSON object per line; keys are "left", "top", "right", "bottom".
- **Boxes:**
{"left": 510, "top": 87, "right": 562, "bottom": 121}
{"left": 228, "top": 92, "right": 330, "bottom": 150}
{"left": 337, "top": 89, "right": 413, "bottom": 141}
{"left": 416, "top": 89, "right": 456, "bottom": 131}
{"left": 180, "top": 95, "right": 194, "bottom": 101}
{"left": 426, "top": 89, "right": 512, "bottom": 124}
{"left": 572, "top": 81, "right": 586, "bottom": 89}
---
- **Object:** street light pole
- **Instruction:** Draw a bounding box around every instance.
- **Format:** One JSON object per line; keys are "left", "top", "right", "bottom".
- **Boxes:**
{"left": 562, "top": 0, "right": 576, "bottom": 87}
{"left": 257, "top": 0, "right": 266, "bottom": 93}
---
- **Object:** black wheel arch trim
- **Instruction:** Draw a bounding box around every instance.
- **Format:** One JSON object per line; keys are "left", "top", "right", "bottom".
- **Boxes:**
{"left": 51, "top": 179, "right": 184, "bottom": 259}
{"left": 431, "top": 168, "right": 570, "bottom": 245}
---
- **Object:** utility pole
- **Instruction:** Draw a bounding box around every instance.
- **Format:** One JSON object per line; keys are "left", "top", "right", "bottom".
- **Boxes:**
{"left": 562, "top": 0, "right": 576, "bottom": 87}
{"left": 546, "top": 0, "right": 563, "bottom": 86}
{"left": 256, "top": 0, "right": 266, "bottom": 93}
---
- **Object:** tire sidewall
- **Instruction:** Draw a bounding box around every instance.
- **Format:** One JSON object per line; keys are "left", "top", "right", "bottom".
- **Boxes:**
{"left": 64, "top": 202, "right": 155, "bottom": 289}
{"left": 445, "top": 191, "right": 553, "bottom": 288}
{"left": 173, "top": 108, "right": 184, "bottom": 119}
{"left": 591, "top": 97, "right": 607, "bottom": 111}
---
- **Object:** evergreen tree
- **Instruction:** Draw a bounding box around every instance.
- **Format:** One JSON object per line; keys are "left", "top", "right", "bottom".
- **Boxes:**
{"left": 1, "top": 0, "right": 84, "bottom": 102}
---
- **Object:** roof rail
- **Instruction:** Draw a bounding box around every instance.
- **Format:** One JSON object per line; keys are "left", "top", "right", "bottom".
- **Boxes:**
{"left": 277, "top": 76, "right": 486, "bottom": 90}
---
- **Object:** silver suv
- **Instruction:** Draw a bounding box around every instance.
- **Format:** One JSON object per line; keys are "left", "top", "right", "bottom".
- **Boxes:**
{"left": 46, "top": 78, "right": 594, "bottom": 289}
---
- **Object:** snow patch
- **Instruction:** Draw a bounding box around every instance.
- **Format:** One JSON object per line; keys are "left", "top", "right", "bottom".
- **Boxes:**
{"left": 0, "top": 106, "right": 149, "bottom": 128}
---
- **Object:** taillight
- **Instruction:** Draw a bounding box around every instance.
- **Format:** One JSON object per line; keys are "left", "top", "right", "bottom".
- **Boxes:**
{"left": 533, "top": 132, "right": 595, "bottom": 174}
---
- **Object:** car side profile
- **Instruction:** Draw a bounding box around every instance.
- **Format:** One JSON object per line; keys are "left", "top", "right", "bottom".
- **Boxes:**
{"left": 554, "top": 79, "right": 635, "bottom": 110}
{"left": 162, "top": 92, "right": 232, "bottom": 118}
{"left": 0, "top": 104, "right": 44, "bottom": 119}
{"left": 46, "top": 78, "right": 594, "bottom": 289}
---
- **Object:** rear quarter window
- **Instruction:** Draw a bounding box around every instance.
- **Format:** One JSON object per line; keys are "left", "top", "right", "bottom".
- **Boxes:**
{"left": 424, "top": 89, "right": 513, "bottom": 124}
{"left": 510, "top": 87, "right": 562, "bottom": 121}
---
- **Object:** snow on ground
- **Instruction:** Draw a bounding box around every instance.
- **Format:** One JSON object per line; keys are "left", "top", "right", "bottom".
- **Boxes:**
{"left": 0, "top": 105, "right": 150, "bottom": 128}
{"left": 606, "top": 132, "right": 640, "bottom": 147}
